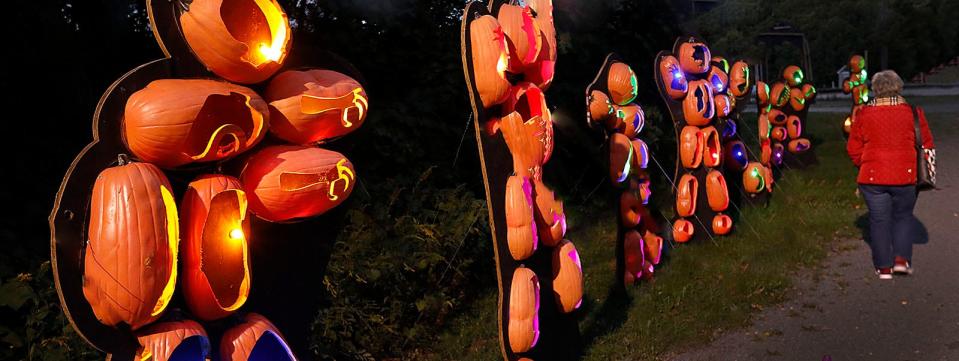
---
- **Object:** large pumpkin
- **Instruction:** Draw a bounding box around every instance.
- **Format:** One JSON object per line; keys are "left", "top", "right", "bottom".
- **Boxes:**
{"left": 672, "top": 218, "right": 694, "bottom": 243}
{"left": 469, "top": 15, "right": 511, "bottom": 108}
{"left": 701, "top": 126, "right": 722, "bottom": 168}
{"left": 712, "top": 214, "right": 733, "bottom": 235}
{"left": 220, "top": 313, "right": 295, "bottom": 361}
{"left": 135, "top": 319, "right": 210, "bottom": 361}
{"left": 502, "top": 82, "right": 554, "bottom": 167}
{"left": 509, "top": 267, "right": 540, "bottom": 353}
{"left": 782, "top": 65, "right": 804, "bottom": 86}
{"left": 623, "top": 230, "right": 646, "bottom": 284}
{"left": 609, "top": 133, "right": 634, "bottom": 184}
{"left": 498, "top": 4, "right": 542, "bottom": 73}
{"left": 83, "top": 162, "right": 178, "bottom": 330}
{"left": 706, "top": 170, "right": 729, "bottom": 212}
{"left": 707, "top": 66, "right": 729, "bottom": 94}
{"left": 533, "top": 180, "right": 566, "bottom": 247}
{"left": 683, "top": 80, "right": 715, "bottom": 126}
{"left": 524, "top": 0, "right": 556, "bottom": 89}
{"left": 552, "top": 240, "right": 583, "bottom": 313}
{"left": 505, "top": 176, "right": 538, "bottom": 261}
{"left": 770, "top": 82, "right": 790, "bottom": 108}
{"left": 675, "top": 174, "right": 698, "bottom": 218}
{"left": 729, "top": 61, "right": 751, "bottom": 97}
{"left": 618, "top": 103, "right": 645, "bottom": 138}
{"left": 180, "top": 0, "right": 292, "bottom": 84}
{"left": 680, "top": 126, "right": 704, "bottom": 169}
{"left": 607, "top": 62, "right": 639, "bottom": 105}
{"left": 181, "top": 174, "right": 252, "bottom": 321}
{"left": 743, "top": 162, "right": 767, "bottom": 193}
{"left": 587, "top": 90, "right": 614, "bottom": 125}
{"left": 620, "top": 189, "right": 642, "bottom": 228}
{"left": 678, "top": 41, "right": 711, "bottom": 74}
{"left": 724, "top": 140, "right": 748, "bottom": 171}
{"left": 264, "top": 69, "right": 368, "bottom": 145}
{"left": 240, "top": 145, "right": 355, "bottom": 222}
{"left": 658, "top": 55, "right": 688, "bottom": 100}
{"left": 123, "top": 79, "right": 268, "bottom": 168}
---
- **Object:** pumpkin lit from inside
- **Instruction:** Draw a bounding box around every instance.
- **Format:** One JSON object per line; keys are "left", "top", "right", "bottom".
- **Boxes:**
{"left": 506, "top": 175, "right": 537, "bottom": 260}
{"left": 470, "top": 15, "right": 511, "bottom": 108}
{"left": 680, "top": 126, "right": 704, "bottom": 169}
{"left": 789, "top": 87, "right": 806, "bottom": 111}
{"left": 180, "top": 174, "right": 252, "bottom": 321}
{"left": 619, "top": 103, "right": 645, "bottom": 138}
{"left": 265, "top": 69, "right": 368, "bottom": 145}
{"left": 701, "top": 126, "right": 722, "bottom": 168}
{"left": 135, "top": 319, "right": 210, "bottom": 361}
{"left": 782, "top": 65, "right": 803, "bottom": 86}
{"left": 770, "top": 82, "right": 790, "bottom": 108}
{"left": 552, "top": 240, "right": 583, "bottom": 313}
{"left": 672, "top": 219, "right": 694, "bottom": 243}
{"left": 729, "top": 61, "right": 751, "bottom": 97}
{"left": 675, "top": 174, "right": 698, "bottom": 218}
{"left": 607, "top": 62, "right": 639, "bottom": 105}
{"left": 631, "top": 139, "right": 650, "bottom": 170}
{"left": 714, "top": 94, "right": 731, "bottom": 118}
{"left": 712, "top": 214, "right": 733, "bottom": 235}
{"left": 509, "top": 267, "right": 540, "bottom": 353}
{"left": 497, "top": 4, "right": 542, "bottom": 73}
{"left": 220, "top": 313, "right": 295, "bottom": 361}
{"left": 802, "top": 84, "right": 817, "bottom": 100}
{"left": 678, "top": 41, "right": 711, "bottom": 74}
{"left": 743, "top": 162, "right": 766, "bottom": 193}
{"left": 768, "top": 109, "right": 787, "bottom": 126}
{"left": 707, "top": 66, "right": 729, "bottom": 94}
{"left": 771, "top": 126, "right": 787, "bottom": 142}
{"left": 659, "top": 55, "right": 688, "bottom": 100}
{"left": 181, "top": 0, "right": 292, "bottom": 84}
{"left": 683, "top": 80, "right": 715, "bottom": 126}
{"left": 83, "top": 162, "right": 178, "bottom": 330}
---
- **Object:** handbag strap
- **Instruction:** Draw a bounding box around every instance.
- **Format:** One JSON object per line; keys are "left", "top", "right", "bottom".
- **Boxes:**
{"left": 911, "top": 105, "right": 922, "bottom": 152}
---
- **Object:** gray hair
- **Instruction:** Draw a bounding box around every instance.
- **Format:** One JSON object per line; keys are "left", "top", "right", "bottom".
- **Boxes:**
{"left": 871, "top": 70, "right": 904, "bottom": 98}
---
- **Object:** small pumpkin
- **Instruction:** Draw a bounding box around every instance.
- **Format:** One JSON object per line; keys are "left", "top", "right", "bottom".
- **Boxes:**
{"left": 782, "top": 65, "right": 804, "bottom": 86}
{"left": 524, "top": 0, "right": 556, "bottom": 90}
{"left": 623, "top": 230, "right": 646, "bottom": 284}
{"left": 497, "top": 4, "right": 542, "bottom": 73}
{"left": 788, "top": 138, "right": 811, "bottom": 153}
{"left": 729, "top": 61, "right": 751, "bottom": 97}
{"left": 608, "top": 62, "right": 639, "bottom": 105}
{"left": 802, "top": 83, "right": 817, "bottom": 100}
{"left": 755, "top": 81, "right": 770, "bottom": 105}
{"left": 771, "top": 126, "right": 787, "bottom": 142}
{"left": 83, "top": 162, "right": 178, "bottom": 330}
{"left": 707, "top": 66, "right": 729, "bottom": 94}
{"left": 240, "top": 145, "right": 355, "bottom": 222}
{"left": 849, "top": 54, "right": 865, "bottom": 73}
{"left": 658, "top": 55, "right": 688, "bottom": 100}
{"left": 123, "top": 79, "right": 268, "bottom": 168}
{"left": 743, "top": 162, "right": 767, "bottom": 194}
{"left": 724, "top": 140, "right": 748, "bottom": 171}
{"left": 618, "top": 103, "right": 645, "bottom": 138}
{"left": 712, "top": 214, "right": 733, "bottom": 235}
{"left": 769, "top": 82, "right": 790, "bottom": 108}
{"left": 220, "top": 313, "right": 295, "bottom": 361}
{"left": 702, "top": 126, "right": 722, "bottom": 168}
{"left": 680, "top": 126, "right": 704, "bottom": 169}
{"left": 588, "top": 90, "right": 614, "bottom": 125}
{"left": 643, "top": 230, "right": 663, "bottom": 265}
{"left": 620, "top": 189, "right": 643, "bottom": 228}
{"left": 469, "top": 15, "right": 511, "bottom": 108}
{"left": 609, "top": 133, "right": 634, "bottom": 184}
{"left": 706, "top": 170, "right": 729, "bottom": 212}
{"left": 683, "top": 80, "right": 715, "bottom": 126}
{"left": 509, "top": 267, "right": 540, "bottom": 353}
{"left": 767, "top": 109, "right": 787, "bottom": 126}
{"left": 675, "top": 174, "right": 699, "bottom": 218}
{"left": 506, "top": 175, "right": 537, "bottom": 261}
{"left": 672, "top": 218, "right": 695, "bottom": 243}
{"left": 552, "top": 240, "right": 583, "bottom": 313}
{"left": 135, "top": 319, "right": 210, "bottom": 361}
{"left": 630, "top": 139, "right": 649, "bottom": 170}
{"left": 678, "top": 41, "right": 711, "bottom": 74}
{"left": 789, "top": 87, "right": 806, "bottom": 111}
{"left": 180, "top": 0, "right": 292, "bottom": 84}
{"left": 787, "top": 116, "right": 803, "bottom": 139}
{"left": 533, "top": 180, "right": 566, "bottom": 247}
{"left": 264, "top": 69, "right": 368, "bottom": 145}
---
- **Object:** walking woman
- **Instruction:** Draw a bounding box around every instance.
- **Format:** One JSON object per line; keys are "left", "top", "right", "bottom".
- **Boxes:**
{"left": 846, "top": 70, "right": 934, "bottom": 279}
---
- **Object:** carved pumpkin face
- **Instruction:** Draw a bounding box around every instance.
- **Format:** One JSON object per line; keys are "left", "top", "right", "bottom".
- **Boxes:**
{"left": 533, "top": 179, "right": 566, "bottom": 247}
{"left": 787, "top": 116, "right": 802, "bottom": 139}
{"left": 618, "top": 103, "right": 645, "bottom": 138}
{"left": 683, "top": 80, "right": 715, "bottom": 126}
{"left": 771, "top": 126, "right": 787, "bottom": 142}
{"left": 621, "top": 189, "right": 642, "bottom": 228}
{"left": 623, "top": 230, "right": 646, "bottom": 284}
{"left": 849, "top": 55, "right": 865, "bottom": 73}
{"left": 630, "top": 139, "right": 649, "bottom": 170}
{"left": 508, "top": 267, "right": 540, "bottom": 353}
{"left": 135, "top": 320, "right": 210, "bottom": 361}
{"left": 767, "top": 109, "right": 787, "bottom": 126}
{"left": 680, "top": 126, "right": 704, "bottom": 169}
{"left": 470, "top": 15, "right": 511, "bottom": 108}
{"left": 608, "top": 62, "right": 639, "bottom": 105}
{"left": 659, "top": 55, "right": 688, "bottom": 100}
{"left": 180, "top": 0, "right": 292, "bottom": 84}
{"left": 678, "top": 41, "right": 711, "bottom": 74}
{"left": 714, "top": 94, "right": 731, "bottom": 118}
{"left": 802, "top": 84, "right": 817, "bottom": 100}
{"left": 240, "top": 145, "right": 356, "bottom": 222}
{"left": 675, "top": 174, "right": 698, "bottom": 218}
{"left": 181, "top": 174, "right": 251, "bottom": 321}
{"left": 724, "top": 140, "right": 748, "bottom": 171}
{"left": 524, "top": 0, "right": 556, "bottom": 90}
{"left": 265, "top": 70, "right": 368, "bottom": 145}
{"left": 782, "top": 65, "right": 804, "bottom": 86}
{"left": 770, "top": 82, "right": 790, "bottom": 108}
{"left": 702, "top": 126, "right": 722, "bottom": 168}
{"left": 729, "top": 61, "right": 751, "bottom": 97}
{"left": 643, "top": 230, "right": 663, "bottom": 265}
{"left": 707, "top": 66, "right": 729, "bottom": 94}
{"left": 672, "top": 219, "right": 695, "bottom": 243}
{"left": 743, "top": 162, "right": 767, "bottom": 194}
{"left": 505, "top": 175, "right": 537, "bottom": 261}
{"left": 755, "top": 81, "right": 770, "bottom": 105}
{"left": 609, "top": 133, "right": 634, "bottom": 184}
{"left": 124, "top": 79, "right": 268, "bottom": 168}
{"left": 502, "top": 82, "right": 554, "bottom": 167}
{"left": 220, "top": 313, "right": 295, "bottom": 361}
{"left": 552, "top": 240, "right": 583, "bottom": 313}
{"left": 706, "top": 170, "right": 729, "bottom": 212}
{"left": 711, "top": 56, "right": 730, "bottom": 73}
{"left": 788, "top": 138, "right": 811, "bottom": 153}
{"left": 588, "top": 90, "right": 614, "bottom": 125}
{"left": 498, "top": 4, "right": 543, "bottom": 73}
{"left": 712, "top": 214, "right": 733, "bottom": 235}
{"left": 789, "top": 87, "right": 806, "bottom": 111}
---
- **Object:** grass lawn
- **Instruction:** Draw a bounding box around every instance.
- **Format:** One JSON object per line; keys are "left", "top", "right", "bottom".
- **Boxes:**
{"left": 423, "top": 111, "right": 863, "bottom": 360}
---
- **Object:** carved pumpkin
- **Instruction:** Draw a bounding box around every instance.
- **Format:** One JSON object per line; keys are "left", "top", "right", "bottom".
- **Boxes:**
{"left": 787, "top": 116, "right": 802, "bottom": 139}
{"left": 788, "top": 138, "right": 811, "bottom": 153}
{"left": 609, "top": 133, "right": 634, "bottom": 184}
{"left": 724, "top": 140, "right": 748, "bottom": 171}
{"left": 756, "top": 81, "right": 770, "bottom": 105}
{"left": 675, "top": 174, "right": 698, "bottom": 217}
{"left": 502, "top": 82, "right": 554, "bottom": 166}
{"left": 771, "top": 126, "right": 787, "bottom": 142}
{"left": 470, "top": 15, "right": 511, "bottom": 108}
{"left": 767, "top": 109, "right": 787, "bottom": 126}
{"left": 181, "top": 174, "right": 252, "bottom": 321}
{"left": 849, "top": 55, "right": 865, "bottom": 73}
{"left": 722, "top": 119, "right": 738, "bottom": 139}
{"left": 702, "top": 126, "right": 722, "bottom": 168}
{"left": 853, "top": 85, "right": 869, "bottom": 105}
{"left": 712, "top": 214, "right": 733, "bottom": 235}
{"left": 632, "top": 177, "right": 653, "bottom": 205}
{"left": 135, "top": 319, "right": 210, "bottom": 361}
{"left": 498, "top": 4, "right": 542, "bottom": 73}
{"left": 743, "top": 162, "right": 767, "bottom": 193}
{"left": 707, "top": 66, "right": 729, "bottom": 94}
{"left": 729, "top": 61, "right": 751, "bottom": 98}
{"left": 789, "top": 87, "right": 806, "bottom": 111}
{"left": 683, "top": 80, "right": 715, "bottom": 126}
{"left": 608, "top": 62, "right": 639, "bottom": 105}
{"left": 505, "top": 175, "right": 537, "bottom": 261}
{"left": 123, "top": 79, "right": 268, "bottom": 168}
{"left": 240, "top": 145, "right": 355, "bottom": 222}
{"left": 771, "top": 143, "right": 785, "bottom": 166}
{"left": 605, "top": 105, "right": 625, "bottom": 132}
{"left": 533, "top": 180, "right": 566, "bottom": 247}
{"left": 842, "top": 79, "right": 853, "bottom": 94}
{"left": 180, "top": 0, "right": 292, "bottom": 84}
{"left": 619, "top": 103, "right": 645, "bottom": 138}
{"left": 621, "top": 190, "right": 642, "bottom": 228}
{"left": 706, "top": 170, "right": 729, "bottom": 212}
{"left": 83, "top": 162, "right": 178, "bottom": 330}
{"left": 714, "top": 94, "right": 731, "bottom": 118}
{"left": 757, "top": 113, "right": 771, "bottom": 141}
{"left": 588, "top": 90, "right": 614, "bottom": 125}
{"left": 680, "top": 126, "right": 704, "bottom": 169}
{"left": 711, "top": 56, "right": 730, "bottom": 73}
{"left": 802, "top": 84, "right": 817, "bottom": 100}
{"left": 672, "top": 218, "right": 694, "bottom": 243}
{"left": 643, "top": 230, "right": 663, "bottom": 265}
{"left": 769, "top": 82, "right": 790, "bottom": 108}
{"left": 509, "top": 267, "right": 540, "bottom": 353}
{"left": 678, "top": 41, "right": 711, "bottom": 74}
{"left": 623, "top": 230, "right": 646, "bottom": 284}
{"left": 782, "top": 65, "right": 803, "bottom": 86}
{"left": 220, "top": 313, "right": 295, "bottom": 361}
{"left": 552, "top": 240, "right": 583, "bottom": 313}
{"left": 630, "top": 139, "right": 649, "bottom": 170}
{"left": 524, "top": 0, "right": 556, "bottom": 89}
{"left": 760, "top": 139, "right": 772, "bottom": 165}
{"left": 659, "top": 55, "right": 688, "bottom": 100}
{"left": 264, "top": 69, "right": 368, "bottom": 145}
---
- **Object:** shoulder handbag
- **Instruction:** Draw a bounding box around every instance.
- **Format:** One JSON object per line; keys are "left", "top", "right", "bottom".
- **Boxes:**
{"left": 911, "top": 105, "right": 937, "bottom": 191}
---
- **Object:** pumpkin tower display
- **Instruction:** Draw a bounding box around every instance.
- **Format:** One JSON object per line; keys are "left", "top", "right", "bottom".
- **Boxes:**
{"left": 461, "top": 0, "right": 584, "bottom": 360}
{"left": 755, "top": 64, "right": 816, "bottom": 171}
{"left": 841, "top": 54, "right": 869, "bottom": 138}
{"left": 50, "top": 0, "right": 368, "bottom": 359}
{"left": 710, "top": 57, "right": 757, "bottom": 207}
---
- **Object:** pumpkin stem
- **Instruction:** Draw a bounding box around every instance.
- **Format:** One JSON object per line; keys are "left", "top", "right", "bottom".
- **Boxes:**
{"left": 117, "top": 154, "right": 131, "bottom": 166}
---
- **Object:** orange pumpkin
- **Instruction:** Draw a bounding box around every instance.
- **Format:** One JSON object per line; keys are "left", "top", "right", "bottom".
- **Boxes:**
{"left": 802, "top": 83, "right": 817, "bottom": 100}
{"left": 678, "top": 41, "right": 711, "bottom": 74}
{"left": 849, "top": 54, "right": 865, "bottom": 73}
{"left": 712, "top": 214, "right": 733, "bottom": 235}
{"left": 729, "top": 61, "right": 751, "bottom": 98}
{"left": 707, "top": 66, "right": 729, "bottom": 94}
{"left": 683, "top": 80, "right": 715, "bottom": 126}
{"left": 83, "top": 162, "right": 178, "bottom": 330}
{"left": 672, "top": 218, "right": 695, "bottom": 243}
{"left": 502, "top": 82, "right": 554, "bottom": 167}
{"left": 743, "top": 162, "right": 767, "bottom": 194}
{"left": 632, "top": 177, "right": 653, "bottom": 205}
{"left": 469, "top": 15, "right": 511, "bottom": 108}
{"left": 605, "top": 104, "right": 625, "bottom": 132}
{"left": 220, "top": 313, "right": 295, "bottom": 361}
{"left": 658, "top": 55, "right": 688, "bottom": 100}
{"left": 180, "top": 0, "right": 292, "bottom": 84}
{"left": 755, "top": 81, "right": 770, "bottom": 105}
{"left": 509, "top": 267, "right": 540, "bottom": 353}
{"left": 506, "top": 175, "right": 537, "bottom": 261}
{"left": 500, "top": 113, "right": 545, "bottom": 180}
{"left": 623, "top": 230, "right": 646, "bottom": 284}
{"left": 675, "top": 174, "right": 698, "bottom": 217}
{"left": 701, "top": 126, "right": 722, "bottom": 168}
{"left": 767, "top": 109, "right": 787, "bottom": 126}
{"left": 706, "top": 170, "right": 729, "bottom": 212}
{"left": 782, "top": 65, "right": 803, "bottom": 86}
{"left": 524, "top": 0, "right": 556, "bottom": 90}
{"left": 787, "top": 116, "right": 803, "bottom": 139}
{"left": 123, "top": 79, "right": 268, "bottom": 168}
{"left": 757, "top": 113, "right": 771, "bottom": 141}
{"left": 181, "top": 174, "right": 252, "bottom": 321}
{"left": 552, "top": 240, "right": 583, "bottom": 313}
{"left": 609, "top": 133, "right": 634, "bottom": 184}
{"left": 619, "top": 103, "right": 645, "bottom": 138}
{"left": 630, "top": 138, "right": 649, "bottom": 170}
{"left": 533, "top": 180, "right": 566, "bottom": 247}
{"left": 714, "top": 94, "right": 731, "bottom": 118}
{"left": 240, "top": 145, "right": 355, "bottom": 222}
{"left": 770, "top": 82, "right": 790, "bottom": 108}
{"left": 771, "top": 142, "right": 785, "bottom": 166}
{"left": 853, "top": 85, "right": 870, "bottom": 105}
{"left": 764, "top": 165, "right": 775, "bottom": 192}
{"left": 680, "top": 126, "right": 704, "bottom": 169}
{"left": 788, "top": 138, "right": 811, "bottom": 153}
{"left": 621, "top": 189, "right": 643, "bottom": 228}
{"left": 711, "top": 56, "right": 730, "bottom": 73}
{"left": 588, "top": 90, "right": 614, "bottom": 125}
{"left": 135, "top": 319, "right": 209, "bottom": 361}
{"left": 760, "top": 139, "right": 772, "bottom": 165}
{"left": 608, "top": 62, "right": 639, "bottom": 105}
{"left": 643, "top": 230, "right": 663, "bottom": 265}
{"left": 725, "top": 140, "right": 748, "bottom": 171}
{"left": 771, "top": 126, "right": 787, "bottom": 142}
{"left": 498, "top": 4, "right": 542, "bottom": 73}
{"left": 264, "top": 69, "right": 368, "bottom": 145}
{"left": 842, "top": 79, "right": 853, "bottom": 94}
{"left": 789, "top": 87, "right": 806, "bottom": 111}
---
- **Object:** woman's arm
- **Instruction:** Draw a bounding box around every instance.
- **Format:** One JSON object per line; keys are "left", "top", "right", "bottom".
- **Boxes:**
{"left": 846, "top": 112, "right": 865, "bottom": 167}
{"left": 917, "top": 106, "right": 935, "bottom": 148}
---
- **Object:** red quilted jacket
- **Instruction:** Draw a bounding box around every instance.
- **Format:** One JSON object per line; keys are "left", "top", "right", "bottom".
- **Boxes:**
{"left": 846, "top": 103, "right": 934, "bottom": 185}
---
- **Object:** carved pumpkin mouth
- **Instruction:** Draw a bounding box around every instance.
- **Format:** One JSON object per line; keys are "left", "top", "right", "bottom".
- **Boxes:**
{"left": 278, "top": 158, "right": 355, "bottom": 201}
{"left": 184, "top": 92, "right": 264, "bottom": 162}
{"left": 301, "top": 87, "right": 369, "bottom": 128}
{"left": 222, "top": 0, "right": 290, "bottom": 67}
{"left": 200, "top": 190, "right": 251, "bottom": 312}
{"left": 152, "top": 185, "right": 179, "bottom": 317}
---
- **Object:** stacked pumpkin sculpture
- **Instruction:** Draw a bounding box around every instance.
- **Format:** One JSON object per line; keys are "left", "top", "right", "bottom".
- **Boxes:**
{"left": 654, "top": 38, "right": 737, "bottom": 242}
{"left": 754, "top": 65, "right": 816, "bottom": 174}
{"left": 842, "top": 54, "right": 869, "bottom": 137}
{"left": 461, "top": 1, "right": 583, "bottom": 360}
{"left": 585, "top": 55, "right": 664, "bottom": 286}
{"left": 50, "top": 1, "right": 368, "bottom": 360}
{"left": 707, "top": 58, "right": 757, "bottom": 205}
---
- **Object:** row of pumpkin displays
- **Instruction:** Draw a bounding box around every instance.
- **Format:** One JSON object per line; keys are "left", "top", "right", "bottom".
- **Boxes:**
{"left": 842, "top": 54, "right": 869, "bottom": 137}
{"left": 79, "top": 0, "right": 367, "bottom": 359}
{"left": 754, "top": 64, "right": 816, "bottom": 172}
{"left": 586, "top": 59, "right": 664, "bottom": 286}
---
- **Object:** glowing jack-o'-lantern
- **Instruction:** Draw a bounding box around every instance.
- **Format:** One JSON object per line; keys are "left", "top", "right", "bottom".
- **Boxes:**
{"left": 265, "top": 70, "right": 368, "bottom": 145}
{"left": 502, "top": 82, "right": 554, "bottom": 167}
{"left": 680, "top": 126, "right": 704, "bottom": 169}
{"left": 609, "top": 133, "right": 634, "bottom": 184}
{"left": 672, "top": 218, "right": 695, "bottom": 243}
{"left": 524, "top": 0, "right": 556, "bottom": 90}
{"left": 789, "top": 87, "right": 806, "bottom": 111}
{"left": 714, "top": 94, "right": 731, "bottom": 118}
{"left": 608, "top": 62, "right": 639, "bottom": 105}
{"left": 849, "top": 55, "right": 865, "bottom": 73}
{"left": 712, "top": 214, "right": 733, "bottom": 235}
{"left": 853, "top": 85, "right": 870, "bottom": 105}
{"left": 743, "top": 162, "right": 767, "bottom": 194}
{"left": 135, "top": 319, "right": 210, "bottom": 361}
{"left": 782, "top": 65, "right": 803, "bottom": 86}
{"left": 181, "top": 174, "right": 252, "bottom": 321}
{"left": 756, "top": 81, "right": 770, "bottom": 105}
{"left": 505, "top": 175, "right": 537, "bottom": 261}
{"left": 240, "top": 145, "right": 355, "bottom": 222}
{"left": 533, "top": 180, "right": 566, "bottom": 247}
{"left": 701, "top": 126, "right": 722, "bottom": 168}
{"left": 771, "top": 143, "right": 785, "bottom": 166}
{"left": 729, "top": 61, "right": 751, "bottom": 97}
{"left": 552, "top": 240, "right": 583, "bottom": 313}
{"left": 707, "top": 66, "right": 729, "bottom": 94}
{"left": 619, "top": 103, "right": 645, "bottom": 138}
{"left": 678, "top": 41, "right": 711, "bottom": 74}
{"left": 588, "top": 90, "right": 614, "bottom": 125}
{"left": 659, "top": 55, "right": 688, "bottom": 100}
{"left": 509, "top": 267, "right": 540, "bottom": 353}
{"left": 643, "top": 230, "right": 663, "bottom": 265}
{"left": 623, "top": 230, "right": 646, "bottom": 284}
{"left": 675, "top": 174, "right": 698, "bottom": 217}
{"left": 771, "top": 126, "right": 787, "bottom": 142}
{"left": 787, "top": 116, "right": 803, "bottom": 139}
{"left": 498, "top": 4, "right": 542, "bottom": 73}
{"left": 470, "top": 15, "right": 511, "bottom": 108}
{"left": 123, "top": 79, "right": 268, "bottom": 169}
{"left": 757, "top": 113, "right": 771, "bottom": 141}
{"left": 770, "top": 82, "right": 791, "bottom": 108}
{"left": 631, "top": 139, "right": 650, "bottom": 170}
{"left": 683, "top": 80, "right": 715, "bottom": 126}
{"left": 724, "top": 140, "right": 748, "bottom": 171}
{"left": 711, "top": 56, "right": 730, "bottom": 73}
{"left": 706, "top": 170, "right": 729, "bottom": 212}
{"left": 788, "top": 138, "right": 811, "bottom": 153}
{"left": 621, "top": 190, "right": 643, "bottom": 228}
{"left": 83, "top": 162, "right": 178, "bottom": 330}
{"left": 180, "top": 0, "right": 292, "bottom": 84}
{"left": 221, "top": 313, "right": 296, "bottom": 361}
{"left": 802, "top": 84, "right": 817, "bottom": 100}
{"left": 768, "top": 109, "right": 787, "bottom": 126}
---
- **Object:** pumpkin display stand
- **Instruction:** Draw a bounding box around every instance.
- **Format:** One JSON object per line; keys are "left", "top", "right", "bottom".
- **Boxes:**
{"left": 763, "top": 65, "right": 819, "bottom": 171}
{"left": 49, "top": 0, "right": 365, "bottom": 359}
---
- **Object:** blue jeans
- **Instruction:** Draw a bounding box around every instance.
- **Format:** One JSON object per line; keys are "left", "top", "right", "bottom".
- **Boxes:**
{"left": 859, "top": 184, "right": 917, "bottom": 268}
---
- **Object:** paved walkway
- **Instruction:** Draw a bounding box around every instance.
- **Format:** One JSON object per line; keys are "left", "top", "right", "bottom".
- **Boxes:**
{"left": 670, "top": 105, "right": 959, "bottom": 361}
